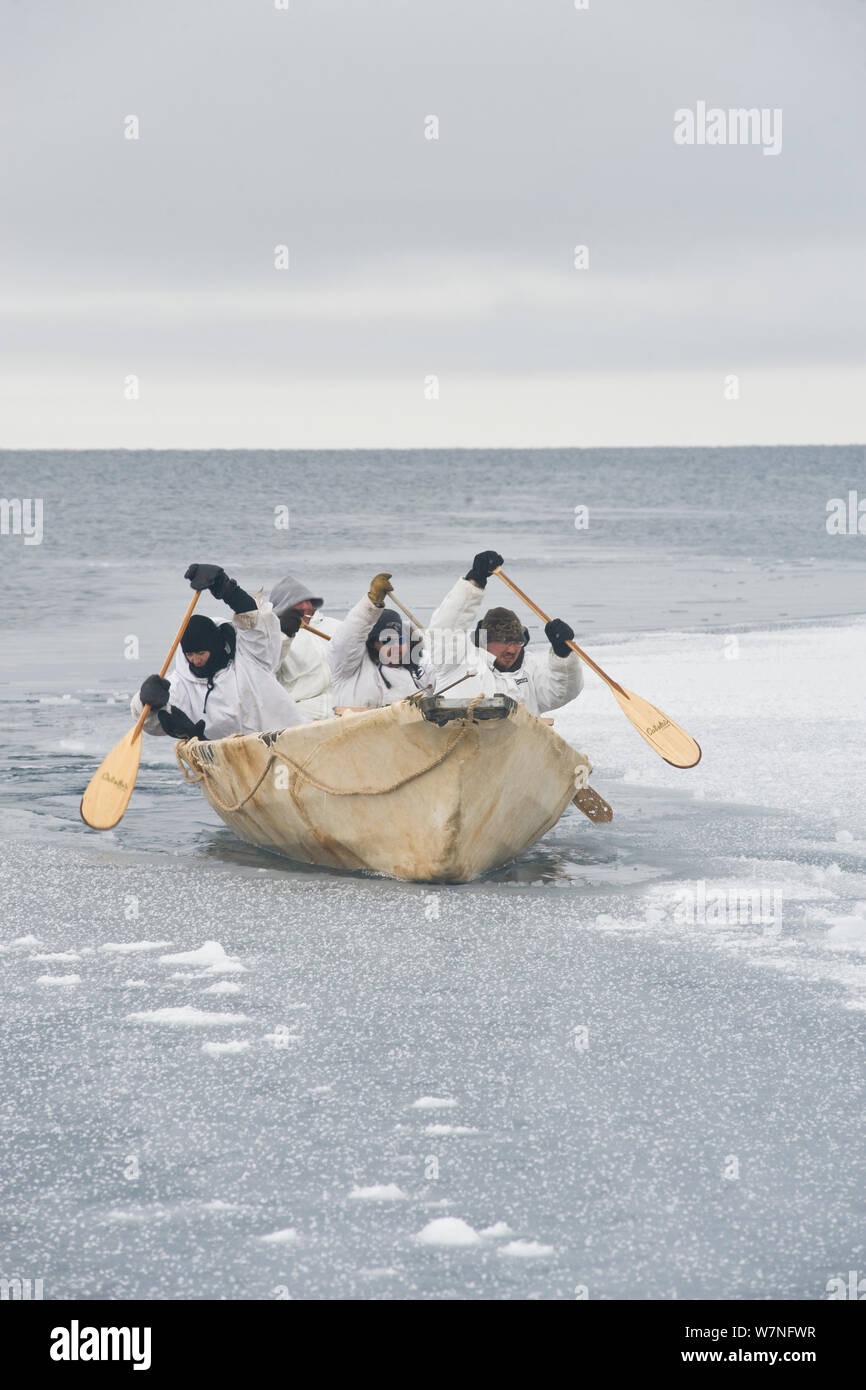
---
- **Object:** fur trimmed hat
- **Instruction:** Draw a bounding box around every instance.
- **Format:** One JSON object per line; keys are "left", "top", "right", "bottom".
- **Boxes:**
{"left": 474, "top": 607, "right": 528, "bottom": 645}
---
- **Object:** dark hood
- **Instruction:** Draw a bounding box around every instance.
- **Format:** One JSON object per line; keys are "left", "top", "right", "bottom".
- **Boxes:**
{"left": 365, "top": 608, "right": 420, "bottom": 688}
{"left": 180, "top": 614, "right": 236, "bottom": 681}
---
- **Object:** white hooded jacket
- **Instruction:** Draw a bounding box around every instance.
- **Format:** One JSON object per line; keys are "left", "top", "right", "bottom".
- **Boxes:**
{"left": 131, "top": 603, "right": 304, "bottom": 739}
{"left": 273, "top": 614, "right": 341, "bottom": 721}
{"left": 269, "top": 570, "right": 341, "bottom": 721}
{"left": 327, "top": 594, "right": 434, "bottom": 708}
{"left": 425, "top": 578, "right": 583, "bottom": 715}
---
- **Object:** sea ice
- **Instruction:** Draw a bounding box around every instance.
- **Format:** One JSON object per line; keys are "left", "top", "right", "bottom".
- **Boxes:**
{"left": 424, "top": 1125, "right": 478, "bottom": 1136}
{"left": 348, "top": 1185, "right": 407, "bottom": 1202}
{"left": 416, "top": 1218, "right": 482, "bottom": 1247}
{"left": 158, "top": 941, "right": 247, "bottom": 975}
{"left": 101, "top": 941, "right": 173, "bottom": 953}
{"left": 126, "top": 1007, "right": 249, "bottom": 1027}
{"left": 497, "top": 1240, "right": 554, "bottom": 1258}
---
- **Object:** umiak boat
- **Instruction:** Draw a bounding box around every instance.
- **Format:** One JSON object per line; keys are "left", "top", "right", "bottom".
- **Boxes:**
{"left": 174, "top": 694, "right": 609, "bottom": 883}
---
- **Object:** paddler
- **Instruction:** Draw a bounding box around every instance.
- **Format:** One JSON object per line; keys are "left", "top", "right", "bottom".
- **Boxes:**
{"left": 426, "top": 550, "right": 583, "bottom": 715}
{"left": 131, "top": 563, "right": 305, "bottom": 739}
{"left": 268, "top": 570, "right": 340, "bottom": 721}
{"left": 327, "top": 572, "right": 434, "bottom": 708}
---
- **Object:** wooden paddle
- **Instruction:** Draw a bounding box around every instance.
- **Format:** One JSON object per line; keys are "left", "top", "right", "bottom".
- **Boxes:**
{"left": 301, "top": 619, "right": 331, "bottom": 640}
{"left": 390, "top": 593, "right": 423, "bottom": 629}
{"left": 80, "top": 592, "right": 201, "bottom": 829}
{"left": 406, "top": 669, "right": 479, "bottom": 703}
{"left": 493, "top": 568, "right": 701, "bottom": 768}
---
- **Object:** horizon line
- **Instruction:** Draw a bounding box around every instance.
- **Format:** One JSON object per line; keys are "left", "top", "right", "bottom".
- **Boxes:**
{"left": 1, "top": 441, "right": 864, "bottom": 454}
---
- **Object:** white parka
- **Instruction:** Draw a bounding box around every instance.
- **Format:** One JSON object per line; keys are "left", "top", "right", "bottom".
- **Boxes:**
{"left": 425, "top": 578, "right": 583, "bottom": 715}
{"left": 327, "top": 594, "right": 434, "bottom": 708}
{"left": 274, "top": 611, "right": 342, "bottom": 722}
{"left": 131, "top": 604, "right": 304, "bottom": 739}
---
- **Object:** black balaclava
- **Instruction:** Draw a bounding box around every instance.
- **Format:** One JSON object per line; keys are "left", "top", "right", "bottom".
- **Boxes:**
{"left": 365, "top": 608, "right": 420, "bottom": 689}
{"left": 180, "top": 615, "right": 237, "bottom": 692}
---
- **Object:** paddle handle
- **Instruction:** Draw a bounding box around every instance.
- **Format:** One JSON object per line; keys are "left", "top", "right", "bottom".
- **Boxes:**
{"left": 131, "top": 591, "right": 201, "bottom": 741}
{"left": 391, "top": 593, "right": 423, "bottom": 629}
{"left": 301, "top": 619, "right": 331, "bottom": 640}
{"left": 493, "top": 568, "right": 627, "bottom": 698}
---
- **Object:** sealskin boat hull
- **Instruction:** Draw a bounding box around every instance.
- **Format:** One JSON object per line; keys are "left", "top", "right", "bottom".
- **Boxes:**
{"left": 176, "top": 696, "right": 591, "bottom": 883}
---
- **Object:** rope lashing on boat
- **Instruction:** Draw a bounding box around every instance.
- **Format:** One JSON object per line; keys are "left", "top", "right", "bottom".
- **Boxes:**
{"left": 174, "top": 693, "right": 487, "bottom": 814}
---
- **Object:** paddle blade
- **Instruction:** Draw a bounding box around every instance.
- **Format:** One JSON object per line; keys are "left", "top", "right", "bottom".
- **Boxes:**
{"left": 573, "top": 786, "right": 614, "bottom": 823}
{"left": 609, "top": 686, "right": 702, "bottom": 768}
{"left": 80, "top": 728, "right": 143, "bottom": 829}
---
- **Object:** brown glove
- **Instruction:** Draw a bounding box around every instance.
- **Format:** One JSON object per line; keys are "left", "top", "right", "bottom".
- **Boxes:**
{"left": 368, "top": 572, "right": 393, "bottom": 607}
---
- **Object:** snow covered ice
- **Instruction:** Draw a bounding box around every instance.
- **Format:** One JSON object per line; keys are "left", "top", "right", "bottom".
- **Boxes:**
{"left": 0, "top": 818, "right": 864, "bottom": 1298}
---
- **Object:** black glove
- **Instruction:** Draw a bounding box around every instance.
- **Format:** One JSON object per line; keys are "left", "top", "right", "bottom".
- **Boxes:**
{"left": 139, "top": 674, "right": 170, "bottom": 710}
{"left": 157, "top": 705, "right": 207, "bottom": 740}
{"left": 279, "top": 608, "right": 304, "bottom": 637}
{"left": 184, "top": 563, "right": 256, "bottom": 615}
{"left": 185, "top": 563, "right": 226, "bottom": 592}
{"left": 545, "top": 618, "right": 575, "bottom": 658}
{"left": 464, "top": 550, "right": 504, "bottom": 587}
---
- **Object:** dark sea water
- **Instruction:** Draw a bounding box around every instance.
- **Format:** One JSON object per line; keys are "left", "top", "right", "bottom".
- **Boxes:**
{"left": 3, "top": 446, "right": 865, "bottom": 671}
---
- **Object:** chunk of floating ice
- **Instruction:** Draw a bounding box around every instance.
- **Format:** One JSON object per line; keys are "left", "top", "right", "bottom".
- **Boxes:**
{"left": 30, "top": 951, "right": 81, "bottom": 962}
{"left": 416, "top": 1217, "right": 481, "bottom": 1247}
{"left": 480, "top": 1222, "right": 513, "bottom": 1238}
{"left": 5, "top": 936, "right": 44, "bottom": 950}
{"left": 497, "top": 1240, "right": 554, "bottom": 1258}
{"left": 424, "top": 1125, "right": 478, "bottom": 1136}
{"left": 126, "top": 1007, "right": 249, "bottom": 1026}
{"left": 101, "top": 941, "right": 173, "bottom": 953}
{"left": 259, "top": 1228, "right": 298, "bottom": 1244}
{"left": 203, "top": 981, "right": 242, "bottom": 995}
{"left": 349, "top": 1184, "right": 407, "bottom": 1202}
{"left": 202, "top": 1040, "right": 250, "bottom": 1056}
{"left": 158, "top": 941, "right": 247, "bottom": 974}
{"left": 37, "top": 974, "right": 81, "bottom": 986}
{"left": 412, "top": 1096, "right": 457, "bottom": 1110}
{"left": 159, "top": 941, "right": 233, "bottom": 965}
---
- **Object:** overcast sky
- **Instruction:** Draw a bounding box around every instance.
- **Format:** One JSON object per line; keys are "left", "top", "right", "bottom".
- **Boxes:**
{"left": 2, "top": 0, "right": 864, "bottom": 448}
